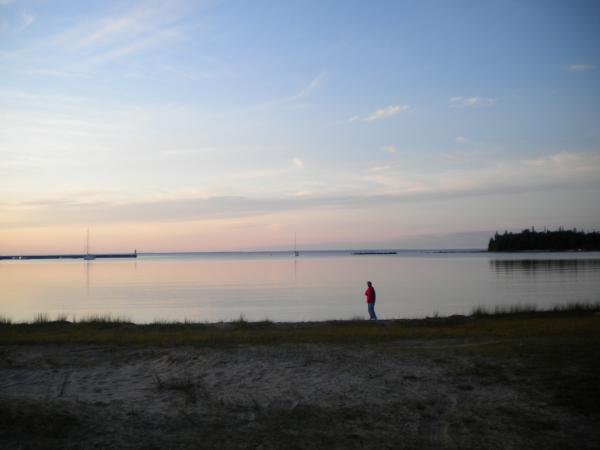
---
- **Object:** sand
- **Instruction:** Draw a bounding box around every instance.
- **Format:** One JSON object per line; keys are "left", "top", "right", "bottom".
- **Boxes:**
{"left": 1, "top": 339, "right": 598, "bottom": 449}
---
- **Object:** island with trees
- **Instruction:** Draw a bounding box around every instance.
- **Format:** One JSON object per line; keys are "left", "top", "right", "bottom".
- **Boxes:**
{"left": 488, "top": 228, "right": 600, "bottom": 251}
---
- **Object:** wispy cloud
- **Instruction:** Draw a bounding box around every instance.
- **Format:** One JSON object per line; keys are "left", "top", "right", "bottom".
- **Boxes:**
{"left": 88, "top": 27, "right": 185, "bottom": 64}
{"left": 0, "top": 8, "right": 35, "bottom": 33}
{"left": 382, "top": 145, "right": 398, "bottom": 153}
{"left": 369, "top": 164, "right": 392, "bottom": 172}
{"left": 292, "top": 157, "right": 305, "bottom": 168}
{"left": 449, "top": 97, "right": 495, "bottom": 108}
{"left": 4, "top": 151, "right": 598, "bottom": 228}
{"left": 17, "top": 11, "right": 35, "bottom": 31}
{"left": 568, "top": 64, "right": 595, "bottom": 72}
{"left": 364, "top": 104, "right": 410, "bottom": 122}
{"left": 54, "top": 0, "right": 195, "bottom": 64}
{"left": 365, "top": 151, "right": 600, "bottom": 197}
{"left": 261, "top": 72, "right": 327, "bottom": 108}
{"left": 455, "top": 136, "right": 469, "bottom": 144}
{"left": 21, "top": 68, "right": 89, "bottom": 78}
{"left": 158, "top": 63, "right": 216, "bottom": 81}
{"left": 286, "top": 73, "right": 326, "bottom": 103}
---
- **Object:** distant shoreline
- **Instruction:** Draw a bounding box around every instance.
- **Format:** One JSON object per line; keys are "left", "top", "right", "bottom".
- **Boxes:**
{"left": 488, "top": 229, "right": 600, "bottom": 252}
{"left": 0, "top": 252, "right": 137, "bottom": 260}
{"left": 6, "top": 248, "right": 600, "bottom": 260}
{"left": 0, "top": 249, "right": 492, "bottom": 258}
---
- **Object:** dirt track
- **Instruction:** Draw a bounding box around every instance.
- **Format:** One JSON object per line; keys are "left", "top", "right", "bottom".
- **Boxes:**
{"left": 1, "top": 339, "right": 598, "bottom": 449}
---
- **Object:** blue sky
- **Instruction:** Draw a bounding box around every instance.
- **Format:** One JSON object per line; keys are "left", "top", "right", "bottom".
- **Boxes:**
{"left": 1, "top": 0, "right": 599, "bottom": 252}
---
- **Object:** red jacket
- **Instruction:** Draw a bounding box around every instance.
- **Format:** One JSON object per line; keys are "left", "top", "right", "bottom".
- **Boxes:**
{"left": 365, "top": 286, "right": 376, "bottom": 304}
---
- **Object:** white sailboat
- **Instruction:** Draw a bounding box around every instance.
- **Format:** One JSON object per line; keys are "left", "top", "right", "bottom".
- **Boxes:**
{"left": 84, "top": 229, "right": 95, "bottom": 260}
{"left": 294, "top": 233, "right": 299, "bottom": 257}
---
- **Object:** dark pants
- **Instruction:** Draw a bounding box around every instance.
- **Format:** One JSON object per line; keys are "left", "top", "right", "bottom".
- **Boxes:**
{"left": 368, "top": 302, "right": 377, "bottom": 320}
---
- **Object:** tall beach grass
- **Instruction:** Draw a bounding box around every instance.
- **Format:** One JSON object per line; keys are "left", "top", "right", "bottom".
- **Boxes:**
{"left": 471, "top": 301, "right": 600, "bottom": 317}
{"left": 0, "top": 302, "right": 598, "bottom": 345}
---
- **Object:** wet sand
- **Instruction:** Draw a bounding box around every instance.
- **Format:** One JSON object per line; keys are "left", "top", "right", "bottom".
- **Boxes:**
{"left": 1, "top": 332, "right": 598, "bottom": 449}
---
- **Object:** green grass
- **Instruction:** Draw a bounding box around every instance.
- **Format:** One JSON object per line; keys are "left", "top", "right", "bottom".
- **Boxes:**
{"left": 0, "top": 306, "right": 599, "bottom": 345}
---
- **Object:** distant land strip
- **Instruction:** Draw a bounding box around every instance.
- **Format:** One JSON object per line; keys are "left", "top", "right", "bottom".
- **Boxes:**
{"left": 353, "top": 251, "right": 398, "bottom": 255}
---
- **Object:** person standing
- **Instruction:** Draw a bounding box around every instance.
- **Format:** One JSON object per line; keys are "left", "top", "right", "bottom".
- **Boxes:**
{"left": 365, "top": 281, "right": 377, "bottom": 320}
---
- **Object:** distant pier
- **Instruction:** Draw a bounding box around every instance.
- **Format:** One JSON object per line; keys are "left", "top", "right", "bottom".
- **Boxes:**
{"left": 0, "top": 252, "right": 137, "bottom": 260}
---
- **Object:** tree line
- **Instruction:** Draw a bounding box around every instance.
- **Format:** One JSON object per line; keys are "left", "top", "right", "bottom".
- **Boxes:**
{"left": 488, "top": 228, "right": 600, "bottom": 251}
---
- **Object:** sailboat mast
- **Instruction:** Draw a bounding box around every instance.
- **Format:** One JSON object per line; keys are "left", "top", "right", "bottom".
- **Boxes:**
{"left": 83, "top": 228, "right": 96, "bottom": 260}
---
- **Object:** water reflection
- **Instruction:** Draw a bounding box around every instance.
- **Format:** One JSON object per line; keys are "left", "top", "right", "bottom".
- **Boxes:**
{"left": 85, "top": 261, "right": 90, "bottom": 296}
{"left": 2, "top": 253, "right": 600, "bottom": 323}
{"left": 490, "top": 258, "right": 600, "bottom": 274}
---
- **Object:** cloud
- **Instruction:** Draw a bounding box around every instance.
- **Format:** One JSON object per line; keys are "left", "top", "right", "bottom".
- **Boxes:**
{"left": 364, "top": 104, "right": 410, "bottom": 122}
{"left": 455, "top": 136, "right": 469, "bottom": 144}
{"left": 450, "top": 97, "right": 495, "bottom": 108}
{"left": 568, "top": 64, "right": 595, "bottom": 72}
{"left": 17, "top": 11, "right": 35, "bottom": 31}
{"left": 438, "top": 149, "right": 486, "bottom": 163}
{"left": 260, "top": 72, "right": 327, "bottom": 109}
{"left": 51, "top": 0, "right": 195, "bottom": 64}
{"left": 73, "top": 3, "right": 185, "bottom": 48}
{"left": 382, "top": 145, "right": 398, "bottom": 153}
{"left": 0, "top": 0, "right": 16, "bottom": 5}
{"left": 233, "top": 72, "right": 326, "bottom": 114}
{"left": 4, "top": 152, "right": 598, "bottom": 228}
{"left": 292, "top": 157, "right": 305, "bottom": 168}
{"left": 369, "top": 165, "right": 392, "bottom": 172}
{"left": 289, "top": 72, "right": 326, "bottom": 102}
{"left": 158, "top": 63, "right": 216, "bottom": 81}
{"left": 365, "top": 151, "right": 600, "bottom": 197}
{"left": 88, "top": 27, "right": 185, "bottom": 64}
{"left": 0, "top": 8, "right": 35, "bottom": 32}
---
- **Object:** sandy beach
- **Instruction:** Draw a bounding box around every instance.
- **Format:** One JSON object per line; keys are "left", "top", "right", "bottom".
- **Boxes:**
{"left": 1, "top": 313, "right": 599, "bottom": 449}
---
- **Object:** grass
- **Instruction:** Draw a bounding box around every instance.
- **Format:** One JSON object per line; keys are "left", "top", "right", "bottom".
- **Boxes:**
{"left": 75, "top": 314, "right": 132, "bottom": 324}
{"left": 32, "top": 313, "right": 50, "bottom": 324}
{"left": 0, "top": 316, "right": 11, "bottom": 325}
{"left": 55, "top": 313, "right": 69, "bottom": 322}
{"left": 471, "top": 301, "right": 600, "bottom": 316}
{"left": 0, "top": 303, "right": 598, "bottom": 345}
{"left": 154, "top": 373, "right": 201, "bottom": 404}
{"left": 551, "top": 301, "right": 600, "bottom": 312}
{"left": 471, "top": 304, "right": 539, "bottom": 316}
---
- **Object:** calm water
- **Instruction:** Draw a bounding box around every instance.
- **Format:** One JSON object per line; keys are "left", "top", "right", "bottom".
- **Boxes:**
{"left": 1, "top": 251, "right": 599, "bottom": 323}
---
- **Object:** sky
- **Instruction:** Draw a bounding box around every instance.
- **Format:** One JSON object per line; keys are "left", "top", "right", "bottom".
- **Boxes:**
{"left": 1, "top": 0, "right": 599, "bottom": 253}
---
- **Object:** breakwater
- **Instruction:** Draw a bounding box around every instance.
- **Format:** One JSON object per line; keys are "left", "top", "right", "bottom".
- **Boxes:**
{"left": 0, "top": 253, "right": 137, "bottom": 260}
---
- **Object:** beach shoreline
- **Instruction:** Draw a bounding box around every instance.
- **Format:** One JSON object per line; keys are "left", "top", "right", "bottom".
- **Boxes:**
{"left": 1, "top": 310, "right": 599, "bottom": 449}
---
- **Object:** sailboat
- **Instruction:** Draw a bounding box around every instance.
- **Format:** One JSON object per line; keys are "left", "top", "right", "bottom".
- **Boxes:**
{"left": 294, "top": 233, "right": 299, "bottom": 257}
{"left": 83, "top": 229, "right": 95, "bottom": 260}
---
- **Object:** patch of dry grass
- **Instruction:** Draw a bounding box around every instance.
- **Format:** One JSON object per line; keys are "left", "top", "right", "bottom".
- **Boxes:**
{"left": 471, "top": 301, "right": 599, "bottom": 316}
{"left": 0, "top": 316, "right": 11, "bottom": 325}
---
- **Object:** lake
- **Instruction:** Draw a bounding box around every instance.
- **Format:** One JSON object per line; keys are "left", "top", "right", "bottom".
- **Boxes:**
{"left": 1, "top": 251, "right": 599, "bottom": 323}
